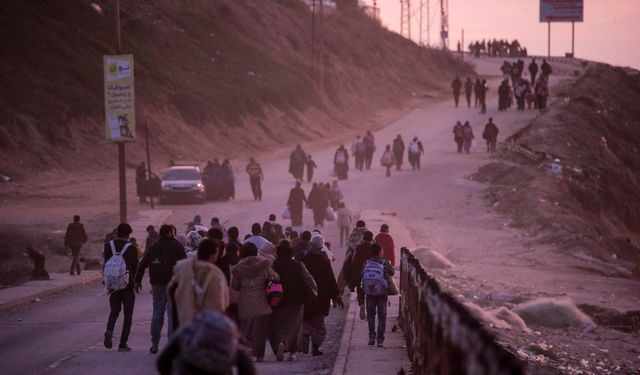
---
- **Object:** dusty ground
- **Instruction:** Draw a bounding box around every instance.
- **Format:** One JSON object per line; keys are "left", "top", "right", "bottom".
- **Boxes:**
{"left": 1, "top": 56, "right": 639, "bottom": 373}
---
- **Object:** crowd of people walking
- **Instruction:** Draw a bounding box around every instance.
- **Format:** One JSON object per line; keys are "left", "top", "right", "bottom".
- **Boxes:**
{"left": 468, "top": 39, "right": 528, "bottom": 58}
{"left": 96, "top": 206, "right": 398, "bottom": 374}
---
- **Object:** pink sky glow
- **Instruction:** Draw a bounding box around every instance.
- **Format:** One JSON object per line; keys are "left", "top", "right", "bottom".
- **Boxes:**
{"left": 366, "top": 0, "right": 640, "bottom": 69}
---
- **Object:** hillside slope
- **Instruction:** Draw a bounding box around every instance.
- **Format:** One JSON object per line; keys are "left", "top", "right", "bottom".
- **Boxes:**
{"left": 0, "top": 0, "right": 467, "bottom": 175}
{"left": 475, "top": 66, "right": 640, "bottom": 277}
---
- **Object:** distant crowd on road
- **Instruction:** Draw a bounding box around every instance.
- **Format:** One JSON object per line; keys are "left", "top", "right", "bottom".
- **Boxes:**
{"left": 467, "top": 38, "right": 528, "bottom": 58}
{"left": 83, "top": 198, "right": 398, "bottom": 374}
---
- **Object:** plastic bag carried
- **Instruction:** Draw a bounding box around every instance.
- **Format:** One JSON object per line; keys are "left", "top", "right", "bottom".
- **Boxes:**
{"left": 325, "top": 207, "right": 337, "bottom": 221}
{"left": 282, "top": 207, "right": 291, "bottom": 219}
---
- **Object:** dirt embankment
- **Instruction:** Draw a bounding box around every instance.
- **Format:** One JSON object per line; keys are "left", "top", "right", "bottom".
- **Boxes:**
{"left": 0, "top": 0, "right": 468, "bottom": 177}
{"left": 474, "top": 66, "right": 640, "bottom": 279}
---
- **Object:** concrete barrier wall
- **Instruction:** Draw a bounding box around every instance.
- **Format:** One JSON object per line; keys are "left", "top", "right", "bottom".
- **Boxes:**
{"left": 399, "top": 247, "right": 525, "bottom": 375}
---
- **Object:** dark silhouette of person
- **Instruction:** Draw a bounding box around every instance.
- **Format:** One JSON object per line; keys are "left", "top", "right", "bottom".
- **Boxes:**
{"left": 451, "top": 76, "right": 462, "bottom": 107}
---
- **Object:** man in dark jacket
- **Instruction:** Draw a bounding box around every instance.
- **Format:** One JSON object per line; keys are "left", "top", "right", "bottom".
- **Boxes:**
{"left": 392, "top": 135, "right": 404, "bottom": 171}
{"left": 270, "top": 243, "right": 317, "bottom": 361}
{"left": 482, "top": 118, "right": 500, "bottom": 154}
{"left": 145, "top": 225, "right": 160, "bottom": 252}
{"left": 103, "top": 223, "right": 138, "bottom": 352}
{"left": 64, "top": 215, "right": 88, "bottom": 275}
{"left": 287, "top": 182, "right": 307, "bottom": 227}
{"left": 451, "top": 76, "right": 462, "bottom": 107}
{"left": 464, "top": 77, "right": 473, "bottom": 107}
{"left": 350, "top": 231, "right": 374, "bottom": 320}
{"left": 134, "top": 224, "right": 186, "bottom": 354}
{"left": 528, "top": 58, "right": 538, "bottom": 86}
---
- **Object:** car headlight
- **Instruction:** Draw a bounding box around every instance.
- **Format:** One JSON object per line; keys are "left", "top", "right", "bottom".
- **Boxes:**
{"left": 195, "top": 183, "right": 204, "bottom": 191}
{"left": 161, "top": 183, "right": 170, "bottom": 190}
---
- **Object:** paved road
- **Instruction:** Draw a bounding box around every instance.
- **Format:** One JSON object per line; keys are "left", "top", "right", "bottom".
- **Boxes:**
{"left": 1, "top": 56, "right": 606, "bottom": 374}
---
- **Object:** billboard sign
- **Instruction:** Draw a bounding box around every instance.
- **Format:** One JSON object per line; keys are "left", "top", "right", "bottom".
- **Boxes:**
{"left": 540, "top": 0, "right": 583, "bottom": 22}
{"left": 104, "top": 55, "right": 135, "bottom": 142}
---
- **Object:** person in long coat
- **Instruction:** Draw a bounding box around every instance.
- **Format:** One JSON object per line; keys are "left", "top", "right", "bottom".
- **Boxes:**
{"left": 287, "top": 182, "right": 307, "bottom": 227}
{"left": 231, "top": 243, "right": 279, "bottom": 362}
{"left": 288, "top": 145, "right": 306, "bottom": 182}
{"left": 307, "top": 183, "right": 329, "bottom": 227}
{"left": 301, "top": 235, "right": 341, "bottom": 356}
{"left": 269, "top": 243, "right": 317, "bottom": 361}
{"left": 333, "top": 145, "right": 349, "bottom": 180}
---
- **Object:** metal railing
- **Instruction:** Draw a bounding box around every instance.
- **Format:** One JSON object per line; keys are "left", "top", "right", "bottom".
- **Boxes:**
{"left": 399, "top": 247, "right": 525, "bottom": 375}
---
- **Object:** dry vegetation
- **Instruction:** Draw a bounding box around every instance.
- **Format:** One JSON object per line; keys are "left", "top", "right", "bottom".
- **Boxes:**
{"left": 0, "top": 0, "right": 469, "bottom": 177}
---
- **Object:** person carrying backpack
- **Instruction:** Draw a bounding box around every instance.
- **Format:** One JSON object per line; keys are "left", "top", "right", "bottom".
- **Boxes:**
{"left": 333, "top": 145, "right": 349, "bottom": 180}
{"left": 103, "top": 223, "right": 138, "bottom": 352}
{"left": 407, "top": 137, "right": 424, "bottom": 170}
{"left": 380, "top": 145, "right": 396, "bottom": 177}
{"left": 361, "top": 243, "right": 394, "bottom": 347}
{"left": 134, "top": 224, "right": 187, "bottom": 354}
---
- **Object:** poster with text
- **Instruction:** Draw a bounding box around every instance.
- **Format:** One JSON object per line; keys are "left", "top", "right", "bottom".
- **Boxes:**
{"left": 104, "top": 55, "right": 135, "bottom": 142}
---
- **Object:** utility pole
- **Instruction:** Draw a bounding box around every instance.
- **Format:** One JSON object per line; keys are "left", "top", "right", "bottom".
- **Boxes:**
{"left": 145, "top": 123, "right": 153, "bottom": 209}
{"left": 115, "top": 0, "right": 127, "bottom": 223}
{"left": 419, "top": 0, "right": 423, "bottom": 46}
{"left": 400, "top": 0, "right": 404, "bottom": 38}
{"left": 407, "top": 0, "right": 411, "bottom": 41}
{"left": 311, "top": 0, "right": 316, "bottom": 69}
{"left": 427, "top": 0, "right": 430, "bottom": 46}
{"left": 440, "top": 0, "right": 449, "bottom": 49}
{"left": 319, "top": 0, "right": 324, "bottom": 92}
{"left": 571, "top": 21, "right": 575, "bottom": 57}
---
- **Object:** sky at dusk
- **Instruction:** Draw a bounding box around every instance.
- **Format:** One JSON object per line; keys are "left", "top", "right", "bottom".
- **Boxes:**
{"left": 364, "top": 0, "right": 640, "bottom": 69}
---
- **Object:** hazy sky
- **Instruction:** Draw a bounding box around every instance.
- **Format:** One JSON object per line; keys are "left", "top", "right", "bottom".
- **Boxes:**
{"left": 366, "top": 0, "right": 640, "bottom": 69}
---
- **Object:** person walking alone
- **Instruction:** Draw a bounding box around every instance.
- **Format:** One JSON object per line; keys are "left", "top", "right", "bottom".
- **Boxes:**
{"left": 473, "top": 78, "right": 482, "bottom": 108}
{"left": 482, "top": 118, "right": 500, "bottom": 154}
{"left": 380, "top": 145, "right": 396, "bottom": 177}
{"left": 65, "top": 215, "right": 88, "bottom": 276}
{"left": 103, "top": 223, "right": 138, "bottom": 352}
{"left": 333, "top": 145, "right": 349, "bottom": 180}
{"left": 305, "top": 155, "right": 317, "bottom": 183}
{"left": 134, "top": 224, "right": 187, "bottom": 354}
{"left": 392, "top": 135, "right": 404, "bottom": 170}
{"left": 462, "top": 121, "right": 475, "bottom": 154}
{"left": 451, "top": 76, "right": 462, "bottom": 107}
{"left": 336, "top": 202, "right": 352, "bottom": 247}
{"left": 479, "top": 80, "right": 488, "bottom": 114}
{"left": 407, "top": 137, "right": 425, "bottom": 170}
{"left": 246, "top": 157, "right": 264, "bottom": 201}
{"left": 464, "top": 77, "right": 473, "bottom": 107}
{"left": 287, "top": 182, "right": 307, "bottom": 228}
{"left": 453, "top": 121, "right": 464, "bottom": 153}
{"left": 308, "top": 183, "right": 329, "bottom": 228}
{"left": 528, "top": 58, "right": 538, "bottom": 87}
{"left": 289, "top": 145, "right": 306, "bottom": 182}
{"left": 363, "top": 131, "right": 376, "bottom": 170}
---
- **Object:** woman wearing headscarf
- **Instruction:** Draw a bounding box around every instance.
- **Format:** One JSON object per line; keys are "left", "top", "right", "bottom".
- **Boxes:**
{"left": 231, "top": 243, "right": 279, "bottom": 362}
{"left": 300, "top": 235, "right": 341, "bottom": 356}
{"left": 269, "top": 242, "right": 317, "bottom": 361}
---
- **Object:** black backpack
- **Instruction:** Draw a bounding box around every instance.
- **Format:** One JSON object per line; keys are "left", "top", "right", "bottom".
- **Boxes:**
{"left": 149, "top": 247, "right": 173, "bottom": 284}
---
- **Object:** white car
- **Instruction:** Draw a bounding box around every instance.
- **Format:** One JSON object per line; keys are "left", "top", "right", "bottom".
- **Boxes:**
{"left": 159, "top": 165, "right": 206, "bottom": 204}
